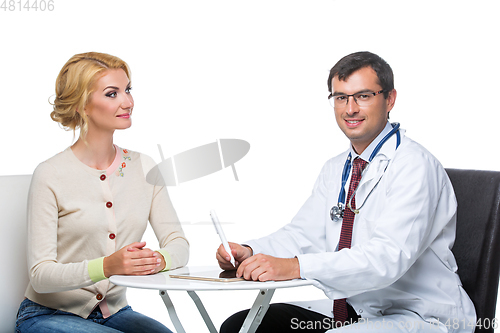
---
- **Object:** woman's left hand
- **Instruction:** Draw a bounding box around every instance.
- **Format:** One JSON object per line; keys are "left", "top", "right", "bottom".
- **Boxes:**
{"left": 127, "top": 244, "right": 166, "bottom": 274}
{"left": 103, "top": 241, "right": 165, "bottom": 277}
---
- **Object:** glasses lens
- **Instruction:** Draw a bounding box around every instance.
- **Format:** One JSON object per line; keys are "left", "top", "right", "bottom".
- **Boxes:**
{"left": 329, "top": 95, "right": 348, "bottom": 109}
{"left": 328, "top": 95, "right": 337, "bottom": 108}
{"left": 353, "top": 93, "right": 375, "bottom": 107}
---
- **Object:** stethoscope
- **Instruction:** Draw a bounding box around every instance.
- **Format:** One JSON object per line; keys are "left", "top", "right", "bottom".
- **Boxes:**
{"left": 330, "top": 122, "right": 401, "bottom": 222}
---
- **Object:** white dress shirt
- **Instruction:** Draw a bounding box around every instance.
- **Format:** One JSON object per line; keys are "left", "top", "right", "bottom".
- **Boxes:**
{"left": 246, "top": 122, "right": 476, "bottom": 332}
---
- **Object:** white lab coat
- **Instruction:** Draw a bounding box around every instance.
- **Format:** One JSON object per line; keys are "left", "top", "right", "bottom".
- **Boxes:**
{"left": 246, "top": 123, "right": 476, "bottom": 332}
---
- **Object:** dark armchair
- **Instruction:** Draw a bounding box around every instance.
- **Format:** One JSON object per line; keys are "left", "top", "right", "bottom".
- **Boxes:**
{"left": 446, "top": 169, "right": 500, "bottom": 333}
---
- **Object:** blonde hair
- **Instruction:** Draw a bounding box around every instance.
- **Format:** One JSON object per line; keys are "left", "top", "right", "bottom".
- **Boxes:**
{"left": 50, "top": 52, "right": 131, "bottom": 140}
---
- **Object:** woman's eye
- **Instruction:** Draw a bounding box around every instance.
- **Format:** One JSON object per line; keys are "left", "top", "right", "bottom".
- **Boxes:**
{"left": 106, "top": 92, "right": 117, "bottom": 98}
{"left": 125, "top": 87, "right": 132, "bottom": 93}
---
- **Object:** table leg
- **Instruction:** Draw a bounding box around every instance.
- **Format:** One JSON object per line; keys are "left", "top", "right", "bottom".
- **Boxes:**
{"left": 159, "top": 290, "right": 186, "bottom": 333}
{"left": 187, "top": 291, "right": 218, "bottom": 333}
{"left": 239, "top": 289, "right": 275, "bottom": 333}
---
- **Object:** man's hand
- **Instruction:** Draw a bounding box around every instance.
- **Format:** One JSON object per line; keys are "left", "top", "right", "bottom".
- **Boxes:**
{"left": 103, "top": 241, "right": 164, "bottom": 277}
{"left": 236, "top": 254, "right": 300, "bottom": 281}
{"left": 216, "top": 242, "right": 253, "bottom": 270}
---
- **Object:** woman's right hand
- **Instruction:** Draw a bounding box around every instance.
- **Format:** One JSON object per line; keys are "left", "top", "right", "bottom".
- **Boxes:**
{"left": 103, "top": 241, "right": 162, "bottom": 277}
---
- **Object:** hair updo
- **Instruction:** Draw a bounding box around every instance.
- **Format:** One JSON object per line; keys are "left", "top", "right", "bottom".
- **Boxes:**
{"left": 50, "top": 52, "right": 131, "bottom": 140}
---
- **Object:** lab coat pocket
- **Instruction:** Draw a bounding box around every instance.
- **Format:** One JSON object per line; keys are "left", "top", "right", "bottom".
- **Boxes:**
{"left": 352, "top": 215, "right": 376, "bottom": 245}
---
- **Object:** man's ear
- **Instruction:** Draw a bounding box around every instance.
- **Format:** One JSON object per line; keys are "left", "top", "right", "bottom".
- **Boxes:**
{"left": 386, "top": 89, "right": 397, "bottom": 114}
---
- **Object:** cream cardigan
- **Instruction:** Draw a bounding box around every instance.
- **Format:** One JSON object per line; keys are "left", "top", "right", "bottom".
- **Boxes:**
{"left": 24, "top": 146, "right": 189, "bottom": 318}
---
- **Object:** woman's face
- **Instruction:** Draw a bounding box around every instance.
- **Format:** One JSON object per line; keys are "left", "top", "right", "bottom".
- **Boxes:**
{"left": 84, "top": 69, "right": 134, "bottom": 134}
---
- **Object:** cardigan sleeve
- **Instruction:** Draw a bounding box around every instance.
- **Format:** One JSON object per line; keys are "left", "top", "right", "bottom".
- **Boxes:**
{"left": 27, "top": 162, "right": 96, "bottom": 293}
{"left": 147, "top": 181, "right": 189, "bottom": 270}
{"left": 139, "top": 152, "right": 189, "bottom": 270}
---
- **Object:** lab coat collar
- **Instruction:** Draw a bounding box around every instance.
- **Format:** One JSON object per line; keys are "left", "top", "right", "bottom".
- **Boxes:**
{"left": 373, "top": 122, "right": 405, "bottom": 162}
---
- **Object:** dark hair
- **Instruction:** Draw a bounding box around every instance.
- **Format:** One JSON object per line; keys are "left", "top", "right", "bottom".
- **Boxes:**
{"left": 327, "top": 51, "right": 394, "bottom": 98}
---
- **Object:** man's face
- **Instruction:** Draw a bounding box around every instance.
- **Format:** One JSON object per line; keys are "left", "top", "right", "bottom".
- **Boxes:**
{"left": 331, "top": 66, "right": 396, "bottom": 154}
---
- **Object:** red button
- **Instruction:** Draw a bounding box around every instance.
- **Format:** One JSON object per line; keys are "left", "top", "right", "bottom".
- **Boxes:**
{"left": 109, "top": 233, "right": 116, "bottom": 240}
{"left": 106, "top": 202, "right": 112, "bottom": 208}
{"left": 96, "top": 293, "right": 103, "bottom": 300}
{"left": 100, "top": 174, "right": 106, "bottom": 181}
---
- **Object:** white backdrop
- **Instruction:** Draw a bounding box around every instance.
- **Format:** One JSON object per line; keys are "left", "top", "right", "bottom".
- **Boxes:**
{"left": 1, "top": 0, "right": 499, "bottom": 331}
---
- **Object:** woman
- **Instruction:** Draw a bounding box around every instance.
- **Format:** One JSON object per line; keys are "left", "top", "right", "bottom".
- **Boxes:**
{"left": 15, "top": 52, "right": 189, "bottom": 333}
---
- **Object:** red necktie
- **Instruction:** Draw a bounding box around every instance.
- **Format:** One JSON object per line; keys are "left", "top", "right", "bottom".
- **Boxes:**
{"left": 333, "top": 157, "right": 367, "bottom": 327}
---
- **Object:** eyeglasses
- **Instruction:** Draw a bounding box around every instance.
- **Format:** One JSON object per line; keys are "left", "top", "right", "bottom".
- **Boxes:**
{"left": 328, "top": 90, "right": 385, "bottom": 109}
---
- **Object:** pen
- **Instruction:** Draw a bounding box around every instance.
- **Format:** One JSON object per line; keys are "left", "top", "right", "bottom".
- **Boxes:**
{"left": 210, "top": 210, "right": 236, "bottom": 267}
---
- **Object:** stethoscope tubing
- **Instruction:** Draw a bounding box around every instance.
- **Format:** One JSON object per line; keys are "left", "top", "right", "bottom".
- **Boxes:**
{"left": 330, "top": 122, "right": 401, "bottom": 222}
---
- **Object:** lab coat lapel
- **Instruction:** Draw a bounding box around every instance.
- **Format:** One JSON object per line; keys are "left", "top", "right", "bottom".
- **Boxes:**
{"left": 355, "top": 158, "right": 389, "bottom": 202}
{"left": 355, "top": 130, "right": 403, "bottom": 202}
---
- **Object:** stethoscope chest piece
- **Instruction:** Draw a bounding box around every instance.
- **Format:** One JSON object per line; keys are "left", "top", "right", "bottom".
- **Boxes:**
{"left": 330, "top": 203, "right": 344, "bottom": 222}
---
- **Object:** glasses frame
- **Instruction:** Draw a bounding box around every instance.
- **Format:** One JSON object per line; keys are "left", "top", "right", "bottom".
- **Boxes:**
{"left": 328, "top": 89, "right": 385, "bottom": 109}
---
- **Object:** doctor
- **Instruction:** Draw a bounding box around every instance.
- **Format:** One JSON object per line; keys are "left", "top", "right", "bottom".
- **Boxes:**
{"left": 217, "top": 51, "right": 476, "bottom": 332}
